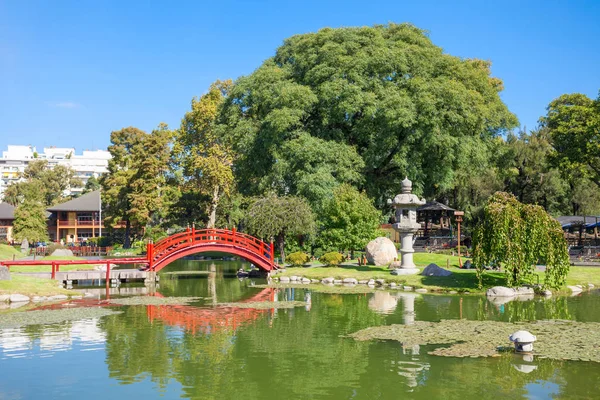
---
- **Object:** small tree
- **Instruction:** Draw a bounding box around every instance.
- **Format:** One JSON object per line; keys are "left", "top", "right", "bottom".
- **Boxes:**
{"left": 472, "top": 192, "right": 569, "bottom": 289}
{"left": 319, "top": 184, "right": 381, "bottom": 258}
{"left": 13, "top": 198, "right": 49, "bottom": 244}
{"left": 245, "top": 195, "right": 315, "bottom": 263}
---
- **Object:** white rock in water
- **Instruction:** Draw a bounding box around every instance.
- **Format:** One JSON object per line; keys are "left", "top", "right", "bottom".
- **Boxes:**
{"left": 365, "top": 237, "right": 398, "bottom": 266}
{"left": 321, "top": 277, "right": 334, "bottom": 284}
{"left": 415, "top": 288, "right": 427, "bottom": 293}
{"left": 486, "top": 286, "right": 516, "bottom": 297}
{"left": 51, "top": 248, "right": 74, "bottom": 257}
{"left": 289, "top": 276, "right": 299, "bottom": 281}
{"left": 375, "top": 279, "right": 386, "bottom": 286}
{"left": 342, "top": 278, "right": 358, "bottom": 284}
{"left": 420, "top": 263, "right": 452, "bottom": 277}
{"left": 279, "top": 276, "right": 290, "bottom": 283}
{"left": 403, "top": 286, "right": 413, "bottom": 291}
{"left": 568, "top": 285, "right": 583, "bottom": 294}
{"left": 301, "top": 277, "right": 311, "bottom": 284}
{"left": 9, "top": 294, "right": 30, "bottom": 303}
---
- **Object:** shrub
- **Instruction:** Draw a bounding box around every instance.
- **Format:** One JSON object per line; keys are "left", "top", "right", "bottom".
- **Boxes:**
{"left": 319, "top": 252, "right": 344, "bottom": 266}
{"left": 287, "top": 251, "right": 310, "bottom": 266}
{"left": 46, "top": 243, "right": 66, "bottom": 255}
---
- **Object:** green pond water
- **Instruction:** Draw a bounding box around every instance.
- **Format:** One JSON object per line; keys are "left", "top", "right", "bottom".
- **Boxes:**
{"left": 1, "top": 259, "right": 600, "bottom": 399}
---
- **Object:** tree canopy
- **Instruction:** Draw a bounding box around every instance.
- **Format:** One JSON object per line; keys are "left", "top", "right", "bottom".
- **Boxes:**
{"left": 542, "top": 92, "right": 600, "bottom": 188}
{"left": 220, "top": 23, "right": 518, "bottom": 207}
{"left": 245, "top": 195, "right": 315, "bottom": 262}
{"left": 318, "top": 184, "right": 381, "bottom": 254}
{"left": 173, "top": 80, "right": 235, "bottom": 228}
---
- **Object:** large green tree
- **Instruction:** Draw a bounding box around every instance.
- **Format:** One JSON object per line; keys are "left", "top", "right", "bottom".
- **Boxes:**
{"left": 173, "top": 80, "right": 235, "bottom": 228}
{"left": 219, "top": 23, "right": 518, "bottom": 208}
{"left": 319, "top": 184, "right": 381, "bottom": 256}
{"left": 101, "top": 125, "right": 173, "bottom": 248}
{"left": 245, "top": 194, "right": 315, "bottom": 263}
{"left": 543, "top": 92, "right": 600, "bottom": 188}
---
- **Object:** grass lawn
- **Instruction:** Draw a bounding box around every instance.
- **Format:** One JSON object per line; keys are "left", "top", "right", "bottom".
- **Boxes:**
{"left": 8, "top": 255, "right": 98, "bottom": 273}
{"left": 0, "top": 244, "right": 25, "bottom": 261}
{"left": 0, "top": 274, "right": 73, "bottom": 297}
{"left": 279, "top": 253, "right": 600, "bottom": 293}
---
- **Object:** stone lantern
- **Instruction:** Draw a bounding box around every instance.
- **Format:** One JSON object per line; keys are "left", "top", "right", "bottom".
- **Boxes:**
{"left": 388, "top": 177, "right": 426, "bottom": 275}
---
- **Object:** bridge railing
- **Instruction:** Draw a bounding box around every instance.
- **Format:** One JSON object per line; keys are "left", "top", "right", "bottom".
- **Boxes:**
{"left": 150, "top": 228, "right": 275, "bottom": 267}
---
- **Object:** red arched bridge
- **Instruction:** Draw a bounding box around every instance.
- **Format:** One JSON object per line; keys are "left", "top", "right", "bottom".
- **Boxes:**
{"left": 0, "top": 228, "right": 278, "bottom": 277}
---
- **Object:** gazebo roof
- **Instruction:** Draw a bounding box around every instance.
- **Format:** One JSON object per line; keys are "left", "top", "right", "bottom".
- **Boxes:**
{"left": 417, "top": 201, "right": 455, "bottom": 212}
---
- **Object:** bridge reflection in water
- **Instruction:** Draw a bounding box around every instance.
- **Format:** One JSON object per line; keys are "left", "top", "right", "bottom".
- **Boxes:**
{"left": 146, "top": 287, "right": 276, "bottom": 334}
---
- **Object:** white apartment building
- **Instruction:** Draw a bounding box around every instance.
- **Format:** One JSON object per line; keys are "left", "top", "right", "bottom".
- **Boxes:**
{"left": 0, "top": 145, "right": 111, "bottom": 199}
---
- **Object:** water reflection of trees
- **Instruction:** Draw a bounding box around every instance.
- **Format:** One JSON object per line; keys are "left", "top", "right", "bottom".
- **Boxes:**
{"left": 98, "top": 288, "right": 600, "bottom": 399}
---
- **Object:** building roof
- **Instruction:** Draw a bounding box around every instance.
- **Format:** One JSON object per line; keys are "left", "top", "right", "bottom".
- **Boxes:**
{"left": 47, "top": 191, "right": 101, "bottom": 212}
{"left": 557, "top": 215, "right": 600, "bottom": 229}
{"left": 0, "top": 202, "right": 15, "bottom": 220}
{"left": 417, "top": 201, "right": 456, "bottom": 212}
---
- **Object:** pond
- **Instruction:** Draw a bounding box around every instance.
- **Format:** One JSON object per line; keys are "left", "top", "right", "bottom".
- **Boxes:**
{"left": 1, "top": 259, "right": 599, "bottom": 399}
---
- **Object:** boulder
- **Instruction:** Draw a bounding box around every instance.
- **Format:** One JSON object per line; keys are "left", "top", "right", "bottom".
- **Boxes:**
{"left": 421, "top": 263, "right": 452, "bottom": 277}
{"left": 486, "top": 286, "right": 517, "bottom": 297}
{"left": 342, "top": 278, "right": 358, "bottom": 285}
{"left": 403, "top": 286, "right": 413, "bottom": 291}
{"left": 333, "top": 279, "right": 343, "bottom": 284}
{"left": 358, "top": 280, "right": 368, "bottom": 284}
{"left": 389, "top": 282, "right": 397, "bottom": 288}
{"left": 51, "top": 248, "right": 74, "bottom": 257}
{"left": 279, "top": 276, "right": 290, "bottom": 283}
{"left": 415, "top": 288, "right": 427, "bottom": 293}
{"left": 48, "top": 294, "right": 68, "bottom": 301}
{"left": 0, "top": 266, "right": 10, "bottom": 281}
{"left": 9, "top": 293, "right": 30, "bottom": 303}
{"left": 301, "top": 277, "right": 311, "bottom": 284}
{"left": 365, "top": 237, "right": 398, "bottom": 266}
{"left": 289, "top": 276, "right": 299, "bottom": 281}
{"left": 0, "top": 294, "right": 10, "bottom": 302}
{"left": 515, "top": 287, "right": 535, "bottom": 295}
{"left": 463, "top": 260, "right": 473, "bottom": 269}
{"left": 375, "top": 279, "right": 386, "bottom": 286}
{"left": 321, "top": 277, "right": 335, "bottom": 284}
{"left": 311, "top": 279, "right": 320, "bottom": 284}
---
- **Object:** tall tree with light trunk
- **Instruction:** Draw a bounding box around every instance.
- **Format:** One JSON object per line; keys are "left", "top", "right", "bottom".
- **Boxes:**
{"left": 173, "top": 79, "right": 234, "bottom": 228}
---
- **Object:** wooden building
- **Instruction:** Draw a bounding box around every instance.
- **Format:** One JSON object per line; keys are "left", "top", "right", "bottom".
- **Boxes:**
{"left": 0, "top": 202, "right": 15, "bottom": 243}
{"left": 46, "top": 191, "right": 104, "bottom": 243}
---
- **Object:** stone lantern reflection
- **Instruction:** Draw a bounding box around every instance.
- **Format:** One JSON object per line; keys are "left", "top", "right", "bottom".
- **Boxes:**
{"left": 388, "top": 177, "right": 426, "bottom": 275}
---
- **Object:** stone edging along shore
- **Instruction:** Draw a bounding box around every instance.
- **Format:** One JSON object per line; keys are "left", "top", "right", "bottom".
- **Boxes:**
{"left": 272, "top": 275, "right": 440, "bottom": 293}
{"left": 0, "top": 293, "right": 95, "bottom": 308}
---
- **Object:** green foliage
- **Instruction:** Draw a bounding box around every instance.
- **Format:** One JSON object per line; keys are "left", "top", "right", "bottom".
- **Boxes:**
{"left": 542, "top": 92, "right": 600, "bottom": 189}
{"left": 319, "top": 252, "right": 344, "bottom": 266}
{"left": 220, "top": 23, "right": 517, "bottom": 208}
{"left": 472, "top": 192, "right": 569, "bottom": 289}
{"left": 319, "top": 184, "right": 381, "bottom": 252}
{"left": 101, "top": 124, "right": 174, "bottom": 248}
{"left": 12, "top": 198, "right": 49, "bottom": 244}
{"left": 245, "top": 194, "right": 315, "bottom": 263}
{"left": 286, "top": 251, "right": 310, "bottom": 266}
{"left": 173, "top": 80, "right": 235, "bottom": 228}
{"left": 83, "top": 175, "right": 101, "bottom": 194}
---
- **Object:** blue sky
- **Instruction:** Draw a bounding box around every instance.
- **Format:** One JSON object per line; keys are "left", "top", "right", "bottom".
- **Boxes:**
{"left": 1, "top": 0, "right": 599, "bottom": 152}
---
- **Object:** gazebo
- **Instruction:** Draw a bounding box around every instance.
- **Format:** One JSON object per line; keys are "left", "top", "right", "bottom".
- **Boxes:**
{"left": 417, "top": 201, "right": 456, "bottom": 237}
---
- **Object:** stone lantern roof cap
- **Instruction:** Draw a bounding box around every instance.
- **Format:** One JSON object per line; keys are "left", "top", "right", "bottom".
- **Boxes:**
{"left": 401, "top": 177, "right": 412, "bottom": 194}
{"left": 509, "top": 330, "right": 536, "bottom": 343}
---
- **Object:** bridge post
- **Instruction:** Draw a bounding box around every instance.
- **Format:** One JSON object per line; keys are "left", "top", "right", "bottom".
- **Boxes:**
{"left": 191, "top": 225, "right": 195, "bottom": 243}
{"left": 51, "top": 262, "right": 56, "bottom": 280}
{"left": 147, "top": 242, "right": 154, "bottom": 270}
{"left": 105, "top": 261, "right": 111, "bottom": 287}
{"left": 232, "top": 227, "right": 236, "bottom": 244}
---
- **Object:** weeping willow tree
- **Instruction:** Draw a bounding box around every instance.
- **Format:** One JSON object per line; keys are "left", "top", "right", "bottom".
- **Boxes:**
{"left": 472, "top": 192, "right": 569, "bottom": 289}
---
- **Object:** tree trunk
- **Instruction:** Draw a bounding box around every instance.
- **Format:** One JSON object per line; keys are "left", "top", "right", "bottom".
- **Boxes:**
{"left": 207, "top": 185, "right": 220, "bottom": 229}
{"left": 124, "top": 219, "right": 131, "bottom": 249}
{"left": 277, "top": 232, "right": 286, "bottom": 264}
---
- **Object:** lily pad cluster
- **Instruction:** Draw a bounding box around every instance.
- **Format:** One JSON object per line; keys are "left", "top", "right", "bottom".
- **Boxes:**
{"left": 0, "top": 308, "right": 123, "bottom": 329}
{"left": 218, "top": 301, "right": 308, "bottom": 309}
{"left": 107, "top": 296, "right": 202, "bottom": 306}
{"left": 349, "top": 319, "right": 600, "bottom": 362}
